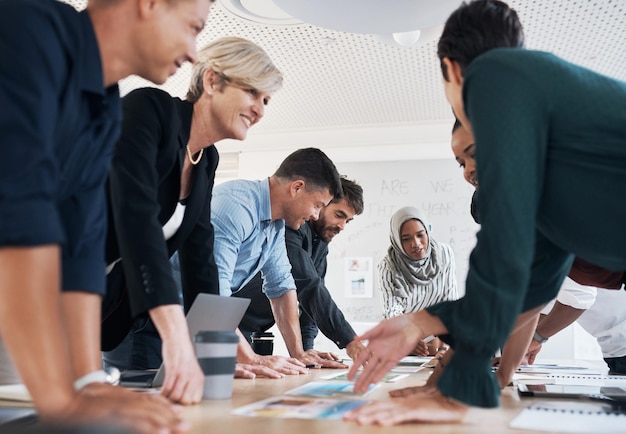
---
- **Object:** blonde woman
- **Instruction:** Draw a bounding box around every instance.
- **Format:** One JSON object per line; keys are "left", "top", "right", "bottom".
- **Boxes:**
{"left": 101, "top": 37, "right": 300, "bottom": 405}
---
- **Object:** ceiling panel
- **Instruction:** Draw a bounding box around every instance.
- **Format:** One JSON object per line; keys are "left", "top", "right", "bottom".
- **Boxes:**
{"left": 61, "top": 0, "right": 626, "bottom": 141}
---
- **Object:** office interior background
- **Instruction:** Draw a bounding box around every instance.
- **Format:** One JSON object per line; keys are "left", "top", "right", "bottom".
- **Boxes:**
{"left": 64, "top": 0, "right": 626, "bottom": 359}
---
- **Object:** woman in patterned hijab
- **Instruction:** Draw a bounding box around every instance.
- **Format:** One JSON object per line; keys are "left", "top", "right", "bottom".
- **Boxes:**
{"left": 378, "top": 206, "right": 458, "bottom": 355}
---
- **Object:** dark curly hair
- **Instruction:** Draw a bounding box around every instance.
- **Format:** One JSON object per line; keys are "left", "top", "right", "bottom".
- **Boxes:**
{"left": 438, "top": 0, "right": 525, "bottom": 81}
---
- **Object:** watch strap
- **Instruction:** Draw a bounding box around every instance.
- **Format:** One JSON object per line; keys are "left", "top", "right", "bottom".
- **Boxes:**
{"left": 74, "top": 367, "right": 120, "bottom": 390}
{"left": 533, "top": 331, "right": 549, "bottom": 344}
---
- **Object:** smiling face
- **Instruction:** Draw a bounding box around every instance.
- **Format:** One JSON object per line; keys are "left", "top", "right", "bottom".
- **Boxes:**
{"left": 400, "top": 219, "right": 429, "bottom": 260}
{"left": 135, "top": 0, "right": 212, "bottom": 84}
{"left": 451, "top": 123, "right": 477, "bottom": 188}
{"left": 311, "top": 199, "right": 357, "bottom": 243}
{"left": 209, "top": 82, "right": 271, "bottom": 141}
{"left": 283, "top": 182, "right": 333, "bottom": 230}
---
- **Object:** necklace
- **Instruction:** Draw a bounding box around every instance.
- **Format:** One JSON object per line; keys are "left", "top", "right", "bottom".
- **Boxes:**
{"left": 186, "top": 144, "right": 203, "bottom": 165}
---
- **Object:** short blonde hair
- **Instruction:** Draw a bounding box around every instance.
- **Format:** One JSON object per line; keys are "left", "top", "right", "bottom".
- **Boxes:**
{"left": 186, "top": 36, "right": 283, "bottom": 102}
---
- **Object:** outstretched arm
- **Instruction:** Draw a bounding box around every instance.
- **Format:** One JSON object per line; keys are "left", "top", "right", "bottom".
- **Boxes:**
{"left": 350, "top": 309, "right": 447, "bottom": 393}
{"left": 0, "top": 246, "right": 75, "bottom": 418}
{"left": 536, "top": 301, "right": 586, "bottom": 341}
{"left": 0, "top": 247, "right": 186, "bottom": 433}
{"left": 149, "top": 305, "right": 204, "bottom": 404}
{"left": 496, "top": 309, "right": 541, "bottom": 388}
{"left": 526, "top": 302, "right": 586, "bottom": 364}
{"left": 270, "top": 291, "right": 346, "bottom": 368}
{"left": 285, "top": 227, "right": 357, "bottom": 353}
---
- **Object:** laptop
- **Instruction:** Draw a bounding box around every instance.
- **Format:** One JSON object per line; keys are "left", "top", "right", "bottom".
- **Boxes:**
{"left": 119, "top": 293, "right": 250, "bottom": 388}
{"left": 0, "top": 407, "right": 37, "bottom": 428}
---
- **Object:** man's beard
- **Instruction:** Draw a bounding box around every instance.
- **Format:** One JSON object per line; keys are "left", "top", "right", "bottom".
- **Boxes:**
{"left": 320, "top": 226, "right": 340, "bottom": 243}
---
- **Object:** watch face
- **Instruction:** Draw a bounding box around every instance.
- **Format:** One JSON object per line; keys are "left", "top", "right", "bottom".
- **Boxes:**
{"left": 105, "top": 367, "right": 121, "bottom": 385}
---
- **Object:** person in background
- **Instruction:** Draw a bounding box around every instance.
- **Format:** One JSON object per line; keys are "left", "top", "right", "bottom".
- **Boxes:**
{"left": 378, "top": 207, "right": 458, "bottom": 356}
{"left": 451, "top": 121, "right": 626, "bottom": 382}
{"left": 567, "top": 288, "right": 626, "bottom": 376}
{"left": 363, "top": 82, "right": 626, "bottom": 417}
{"left": 0, "top": 0, "right": 212, "bottom": 431}
{"left": 101, "top": 36, "right": 286, "bottom": 406}
{"left": 382, "top": 119, "right": 536, "bottom": 397}
{"left": 234, "top": 177, "right": 368, "bottom": 361}
{"left": 173, "top": 148, "right": 346, "bottom": 369}
{"left": 451, "top": 119, "right": 545, "bottom": 387}
{"left": 346, "top": 0, "right": 626, "bottom": 425}
{"left": 525, "top": 260, "right": 626, "bottom": 375}
{"left": 450, "top": 118, "right": 479, "bottom": 222}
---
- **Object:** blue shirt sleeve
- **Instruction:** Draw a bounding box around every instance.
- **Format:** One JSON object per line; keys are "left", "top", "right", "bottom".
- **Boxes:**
{"left": 211, "top": 187, "right": 256, "bottom": 296}
{"left": 259, "top": 227, "right": 295, "bottom": 299}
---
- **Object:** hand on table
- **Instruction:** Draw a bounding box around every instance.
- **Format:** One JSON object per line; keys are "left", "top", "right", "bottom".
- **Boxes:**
{"left": 526, "top": 340, "right": 543, "bottom": 365}
{"left": 388, "top": 384, "right": 438, "bottom": 398}
{"left": 493, "top": 350, "right": 530, "bottom": 389}
{"left": 254, "top": 354, "right": 308, "bottom": 375}
{"left": 297, "top": 349, "right": 347, "bottom": 369}
{"left": 348, "top": 314, "right": 423, "bottom": 393}
{"left": 345, "top": 339, "right": 368, "bottom": 361}
{"left": 433, "top": 346, "right": 449, "bottom": 359}
{"left": 60, "top": 383, "right": 190, "bottom": 434}
{"left": 343, "top": 389, "right": 468, "bottom": 426}
{"left": 160, "top": 336, "right": 205, "bottom": 404}
{"left": 235, "top": 363, "right": 284, "bottom": 379}
{"left": 429, "top": 338, "right": 449, "bottom": 357}
{"left": 409, "top": 340, "right": 429, "bottom": 357}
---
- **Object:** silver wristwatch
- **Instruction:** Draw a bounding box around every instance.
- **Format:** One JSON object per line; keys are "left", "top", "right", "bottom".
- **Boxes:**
{"left": 533, "top": 331, "right": 549, "bottom": 344}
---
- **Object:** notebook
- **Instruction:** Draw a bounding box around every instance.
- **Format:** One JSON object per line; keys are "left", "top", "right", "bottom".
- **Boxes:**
{"left": 510, "top": 401, "right": 626, "bottom": 433}
{"left": 119, "top": 293, "right": 250, "bottom": 388}
{"left": 0, "top": 407, "right": 37, "bottom": 428}
{"left": 545, "top": 374, "right": 626, "bottom": 386}
{"left": 0, "top": 385, "right": 30, "bottom": 402}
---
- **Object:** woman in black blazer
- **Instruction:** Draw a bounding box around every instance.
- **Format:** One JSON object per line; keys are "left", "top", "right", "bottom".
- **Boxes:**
{"left": 101, "top": 37, "right": 283, "bottom": 404}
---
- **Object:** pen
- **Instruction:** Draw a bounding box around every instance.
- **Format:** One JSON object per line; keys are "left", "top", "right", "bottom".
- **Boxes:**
{"left": 306, "top": 364, "right": 322, "bottom": 369}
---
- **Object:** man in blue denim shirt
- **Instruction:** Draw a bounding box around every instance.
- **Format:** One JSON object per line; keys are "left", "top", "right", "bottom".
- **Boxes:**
{"left": 234, "top": 177, "right": 368, "bottom": 361}
{"left": 0, "top": 0, "right": 212, "bottom": 430}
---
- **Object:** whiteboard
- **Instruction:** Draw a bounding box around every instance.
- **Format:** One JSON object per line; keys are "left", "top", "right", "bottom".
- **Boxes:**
{"left": 326, "top": 158, "right": 480, "bottom": 323}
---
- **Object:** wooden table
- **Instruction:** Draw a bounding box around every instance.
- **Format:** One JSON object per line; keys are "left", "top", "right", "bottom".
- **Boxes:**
{"left": 2, "top": 359, "right": 606, "bottom": 432}
{"left": 182, "top": 367, "right": 541, "bottom": 434}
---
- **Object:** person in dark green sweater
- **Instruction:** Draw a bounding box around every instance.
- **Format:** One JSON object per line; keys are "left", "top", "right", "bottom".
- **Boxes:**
{"left": 345, "top": 0, "right": 626, "bottom": 426}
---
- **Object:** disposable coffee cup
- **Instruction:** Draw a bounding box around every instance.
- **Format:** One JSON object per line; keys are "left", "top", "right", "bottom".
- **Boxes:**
{"left": 194, "top": 330, "right": 238, "bottom": 400}
{"left": 250, "top": 332, "right": 274, "bottom": 356}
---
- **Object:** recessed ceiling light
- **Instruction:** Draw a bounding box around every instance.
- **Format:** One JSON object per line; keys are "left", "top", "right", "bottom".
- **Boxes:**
{"left": 272, "top": 0, "right": 463, "bottom": 34}
{"left": 375, "top": 25, "right": 444, "bottom": 49}
{"left": 219, "top": 0, "right": 302, "bottom": 26}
